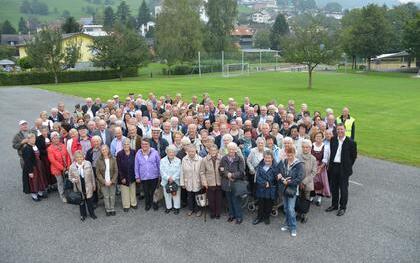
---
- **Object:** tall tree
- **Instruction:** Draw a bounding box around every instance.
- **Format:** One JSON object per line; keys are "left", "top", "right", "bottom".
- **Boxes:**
{"left": 18, "top": 17, "right": 29, "bottom": 34}
{"left": 1, "top": 20, "right": 17, "bottom": 34}
{"left": 340, "top": 9, "right": 361, "bottom": 69}
{"left": 26, "top": 30, "right": 62, "bottom": 84}
{"left": 116, "top": 1, "right": 131, "bottom": 25}
{"left": 254, "top": 29, "right": 271, "bottom": 49}
{"left": 350, "top": 4, "right": 392, "bottom": 70}
{"left": 403, "top": 12, "right": 420, "bottom": 68}
{"left": 324, "top": 2, "right": 342, "bottom": 13}
{"left": 103, "top": 6, "right": 115, "bottom": 30}
{"left": 155, "top": 0, "right": 203, "bottom": 64}
{"left": 270, "top": 13, "right": 289, "bottom": 50}
{"left": 386, "top": 3, "right": 418, "bottom": 52}
{"left": 91, "top": 26, "right": 149, "bottom": 80}
{"left": 204, "top": 0, "right": 237, "bottom": 52}
{"left": 137, "top": 0, "right": 151, "bottom": 28}
{"left": 61, "top": 16, "right": 80, "bottom": 33}
{"left": 283, "top": 17, "right": 340, "bottom": 89}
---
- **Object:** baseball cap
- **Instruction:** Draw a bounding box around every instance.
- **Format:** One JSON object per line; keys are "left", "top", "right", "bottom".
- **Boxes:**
{"left": 19, "top": 120, "right": 28, "bottom": 125}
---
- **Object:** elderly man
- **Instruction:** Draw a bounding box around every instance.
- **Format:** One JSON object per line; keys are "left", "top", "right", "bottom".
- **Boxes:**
{"left": 326, "top": 114, "right": 337, "bottom": 136}
{"left": 149, "top": 127, "right": 169, "bottom": 158}
{"left": 127, "top": 125, "right": 142, "bottom": 151}
{"left": 12, "top": 120, "right": 30, "bottom": 170}
{"left": 326, "top": 123, "right": 357, "bottom": 216}
{"left": 110, "top": 127, "right": 127, "bottom": 157}
{"left": 161, "top": 122, "right": 173, "bottom": 145}
{"left": 82, "top": 97, "right": 99, "bottom": 119}
{"left": 170, "top": 116, "right": 181, "bottom": 132}
{"left": 336, "top": 107, "right": 355, "bottom": 140}
{"left": 93, "top": 119, "right": 113, "bottom": 147}
{"left": 57, "top": 102, "right": 65, "bottom": 122}
{"left": 49, "top": 108, "right": 60, "bottom": 123}
{"left": 252, "top": 106, "right": 268, "bottom": 128}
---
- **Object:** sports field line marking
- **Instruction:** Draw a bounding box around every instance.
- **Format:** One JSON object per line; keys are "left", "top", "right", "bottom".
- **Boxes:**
{"left": 349, "top": 180, "right": 363, "bottom": 186}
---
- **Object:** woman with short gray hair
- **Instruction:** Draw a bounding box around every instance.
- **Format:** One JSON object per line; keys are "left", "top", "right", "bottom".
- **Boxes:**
{"left": 160, "top": 145, "right": 182, "bottom": 214}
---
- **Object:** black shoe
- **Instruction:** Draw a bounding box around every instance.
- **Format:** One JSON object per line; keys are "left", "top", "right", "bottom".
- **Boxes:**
{"left": 165, "top": 209, "right": 171, "bottom": 214}
{"left": 80, "top": 216, "right": 86, "bottom": 221}
{"left": 325, "top": 206, "right": 338, "bottom": 212}
{"left": 38, "top": 193, "right": 48, "bottom": 199}
{"left": 106, "top": 212, "right": 111, "bottom": 216}
{"left": 90, "top": 214, "right": 97, "bottom": 220}
{"left": 174, "top": 209, "right": 180, "bottom": 215}
{"left": 210, "top": 215, "right": 216, "bottom": 219}
{"left": 131, "top": 205, "right": 138, "bottom": 210}
{"left": 235, "top": 219, "right": 243, "bottom": 225}
{"left": 32, "top": 197, "right": 41, "bottom": 202}
{"left": 337, "top": 209, "right": 346, "bottom": 216}
{"left": 215, "top": 215, "right": 220, "bottom": 219}
{"left": 227, "top": 217, "right": 235, "bottom": 222}
{"left": 145, "top": 205, "right": 151, "bottom": 211}
{"left": 152, "top": 202, "right": 159, "bottom": 211}
{"left": 264, "top": 218, "right": 270, "bottom": 225}
{"left": 252, "top": 218, "right": 262, "bottom": 225}
{"left": 123, "top": 208, "right": 130, "bottom": 212}
{"left": 111, "top": 211, "right": 116, "bottom": 216}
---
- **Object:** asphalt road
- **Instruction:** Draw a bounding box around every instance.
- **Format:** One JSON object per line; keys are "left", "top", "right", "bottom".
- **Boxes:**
{"left": 0, "top": 87, "right": 419, "bottom": 263}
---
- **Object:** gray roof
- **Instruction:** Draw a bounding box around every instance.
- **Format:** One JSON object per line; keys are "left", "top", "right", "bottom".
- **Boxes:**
{"left": 0, "top": 34, "right": 33, "bottom": 45}
{"left": 0, "top": 59, "right": 15, "bottom": 65}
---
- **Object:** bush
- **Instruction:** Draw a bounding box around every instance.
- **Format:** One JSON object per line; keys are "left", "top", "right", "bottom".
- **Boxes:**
{"left": 162, "top": 63, "right": 222, "bottom": 75}
{"left": 0, "top": 68, "right": 138, "bottom": 86}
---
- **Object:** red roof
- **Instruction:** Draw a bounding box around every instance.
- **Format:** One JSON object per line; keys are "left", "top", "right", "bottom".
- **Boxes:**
{"left": 231, "top": 26, "right": 255, "bottom": 36}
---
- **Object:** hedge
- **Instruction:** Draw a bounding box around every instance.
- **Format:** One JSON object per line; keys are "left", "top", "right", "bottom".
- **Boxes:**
{"left": 162, "top": 63, "right": 222, "bottom": 75}
{"left": 0, "top": 67, "right": 138, "bottom": 86}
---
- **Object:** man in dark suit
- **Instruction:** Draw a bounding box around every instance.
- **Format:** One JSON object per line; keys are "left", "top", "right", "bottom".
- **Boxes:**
{"left": 82, "top": 98, "right": 99, "bottom": 118}
{"left": 326, "top": 123, "right": 357, "bottom": 216}
{"left": 93, "top": 120, "right": 113, "bottom": 147}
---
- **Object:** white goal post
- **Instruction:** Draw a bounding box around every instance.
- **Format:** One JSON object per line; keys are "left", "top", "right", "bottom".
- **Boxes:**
{"left": 222, "top": 63, "right": 250, "bottom": 77}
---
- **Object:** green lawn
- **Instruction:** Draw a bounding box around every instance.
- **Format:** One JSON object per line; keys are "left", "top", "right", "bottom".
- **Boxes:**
{"left": 39, "top": 71, "right": 420, "bottom": 167}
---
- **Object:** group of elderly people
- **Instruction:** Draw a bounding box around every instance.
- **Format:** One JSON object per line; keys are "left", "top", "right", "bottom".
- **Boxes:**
{"left": 12, "top": 93, "right": 357, "bottom": 237}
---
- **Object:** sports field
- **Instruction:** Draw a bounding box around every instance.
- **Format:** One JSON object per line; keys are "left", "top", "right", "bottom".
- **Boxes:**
{"left": 39, "top": 70, "right": 420, "bottom": 166}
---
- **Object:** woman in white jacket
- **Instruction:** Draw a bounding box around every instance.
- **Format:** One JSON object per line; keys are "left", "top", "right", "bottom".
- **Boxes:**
{"left": 160, "top": 145, "right": 182, "bottom": 214}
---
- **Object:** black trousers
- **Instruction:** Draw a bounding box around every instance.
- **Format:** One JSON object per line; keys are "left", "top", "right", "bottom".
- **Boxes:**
{"left": 91, "top": 167, "right": 98, "bottom": 205}
{"left": 143, "top": 178, "right": 158, "bottom": 208}
{"left": 187, "top": 191, "right": 200, "bottom": 212}
{"left": 330, "top": 163, "right": 349, "bottom": 210}
{"left": 257, "top": 198, "right": 273, "bottom": 220}
{"left": 207, "top": 186, "right": 222, "bottom": 217}
{"left": 79, "top": 176, "right": 95, "bottom": 217}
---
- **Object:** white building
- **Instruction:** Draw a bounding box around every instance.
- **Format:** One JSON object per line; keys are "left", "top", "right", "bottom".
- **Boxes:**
{"left": 252, "top": 10, "right": 272, "bottom": 24}
{"left": 81, "top": 25, "right": 108, "bottom": 36}
{"left": 154, "top": 1, "right": 208, "bottom": 23}
{"left": 140, "top": 21, "right": 156, "bottom": 37}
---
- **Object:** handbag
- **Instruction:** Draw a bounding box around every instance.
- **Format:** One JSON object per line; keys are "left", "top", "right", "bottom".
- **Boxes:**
{"left": 232, "top": 179, "right": 249, "bottom": 197}
{"left": 153, "top": 185, "right": 164, "bottom": 203}
{"left": 66, "top": 190, "right": 82, "bottom": 205}
{"left": 165, "top": 181, "right": 179, "bottom": 194}
{"left": 195, "top": 192, "right": 208, "bottom": 207}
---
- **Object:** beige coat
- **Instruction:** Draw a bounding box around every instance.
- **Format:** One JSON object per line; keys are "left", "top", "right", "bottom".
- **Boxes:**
{"left": 69, "top": 161, "right": 96, "bottom": 199}
{"left": 200, "top": 154, "right": 222, "bottom": 187}
{"left": 180, "top": 154, "right": 202, "bottom": 192}
{"left": 298, "top": 153, "right": 317, "bottom": 192}
{"left": 96, "top": 155, "right": 118, "bottom": 186}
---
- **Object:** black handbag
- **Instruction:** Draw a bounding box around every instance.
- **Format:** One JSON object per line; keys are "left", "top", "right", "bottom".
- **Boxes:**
{"left": 165, "top": 181, "right": 179, "bottom": 194}
{"left": 232, "top": 179, "right": 249, "bottom": 197}
{"left": 66, "top": 191, "right": 82, "bottom": 205}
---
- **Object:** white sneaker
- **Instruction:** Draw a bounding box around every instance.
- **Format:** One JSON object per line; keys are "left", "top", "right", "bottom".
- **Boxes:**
{"left": 291, "top": 230, "right": 297, "bottom": 237}
{"left": 280, "top": 225, "right": 289, "bottom": 232}
{"left": 62, "top": 197, "right": 67, "bottom": 203}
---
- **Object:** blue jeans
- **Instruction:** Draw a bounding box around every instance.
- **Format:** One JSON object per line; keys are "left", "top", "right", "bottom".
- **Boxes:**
{"left": 226, "top": 191, "right": 243, "bottom": 220}
{"left": 283, "top": 194, "right": 297, "bottom": 231}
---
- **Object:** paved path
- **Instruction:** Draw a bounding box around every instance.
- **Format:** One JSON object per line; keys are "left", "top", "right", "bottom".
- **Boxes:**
{"left": 0, "top": 87, "right": 419, "bottom": 263}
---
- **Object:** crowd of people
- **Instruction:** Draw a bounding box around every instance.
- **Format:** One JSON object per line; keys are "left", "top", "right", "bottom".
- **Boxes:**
{"left": 12, "top": 93, "right": 357, "bottom": 237}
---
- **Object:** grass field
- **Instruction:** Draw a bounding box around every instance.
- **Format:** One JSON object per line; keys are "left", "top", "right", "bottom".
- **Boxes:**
{"left": 39, "top": 70, "right": 420, "bottom": 167}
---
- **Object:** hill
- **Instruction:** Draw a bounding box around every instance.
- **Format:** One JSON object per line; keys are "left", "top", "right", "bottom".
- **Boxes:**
{"left": 316, "top": 0, "right": 403, "bottom": 9}
{"left": 0, "top": 0, "right": 157, "bottom": 28}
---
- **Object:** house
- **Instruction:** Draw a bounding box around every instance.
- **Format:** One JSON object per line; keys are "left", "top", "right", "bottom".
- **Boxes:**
{"left": 0, "top": 34, "right": 33, "bottom": 46}
{"left": 79, "top": 17, "right": 94, "bottom": 26}
{"left": 251, "top": 10, "right": 272, "bottom": 24}
{"left": 17, "top": 32, "right": 96, "bottom": 69}
{"left": 231, "top": 25, "right": 255, "bottom": 49}
{"left": 371, "top": 51, "right": 417, "bottom": 71}
{"left": 82, "top": 25, "right": 108, "bottom": 37}
{"left": 140, "top": 21, "right": 156, "bottom": 37}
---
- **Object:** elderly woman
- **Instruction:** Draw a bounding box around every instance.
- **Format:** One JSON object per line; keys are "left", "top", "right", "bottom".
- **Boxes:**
{"left": 271, "top": 123, "right": 284, "bottom": 149}
{"left": 277, "top": 146, "right": 304, "bottom": 237}
{"left": 247, "top": 137, "right": 266, "bottom": 176}
{"left": 253, "top": 150, "right": 278, "bottom": 225}
{"left": 135, "top": 138, "right": 161, "bottom": 211}
{"left": 160, "top": 145, "right": 182, "bottom": 214}
{"left": 200, "top": 144, "right": 222, "bottom": 219}
{"left": 66, "top": 128, "right": 80, "bottom": 162}
{"left": 35, "top": 126, "right": 56, "bottom": 190}
{"left": 117, "top": 140, "right": 137, "bottom": 212}
{"left": 220, "top": 142, "right": 245, "bottom": 224}
{"left": 47, "top": 132, "right": 71, "bottom": 203}
{"left": 311, "top": 131, "right": 331, "bottom": 206}
{"left": 297, "top": 139, "right": 317, "bottom": 223}
{"left": 279, "top": 137, "right": 293, "bottom": 161}
{"left": 181, "top": 144, "right": 203, "bottom": 217}
{"left": 69, "top": 150, "right": 97, "bottom": 221}
{"left": 22, "top": 133, "right": 48, "bottom": 201}
{"left": 219, "top": 134, "right": 244, "bottom": 161}
{"left": 265, "top": 136, "right": 280, "bottom": 163}
{"left": 96, "top": 145, "right": 118, "bottom": 216}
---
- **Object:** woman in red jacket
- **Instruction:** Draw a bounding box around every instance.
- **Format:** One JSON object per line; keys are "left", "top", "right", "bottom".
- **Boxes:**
{"left": 47, "top": 132, "right": 71, "bottom": 203}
